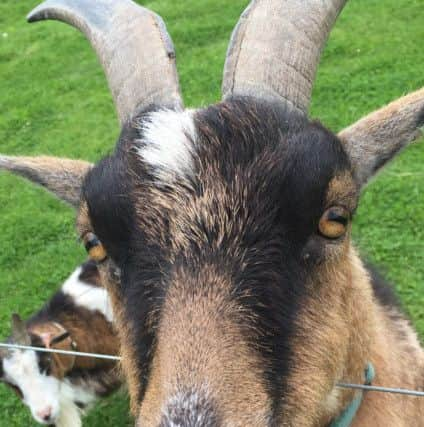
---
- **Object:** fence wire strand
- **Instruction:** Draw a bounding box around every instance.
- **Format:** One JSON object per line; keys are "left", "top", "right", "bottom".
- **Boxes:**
{"left": 1, "top": 342, "right": 423, "bottom": 397}
{"left": 0, "top": 342, "right": 120, "bottom": 361}
{"left": 336, "top": 382, "right": 424, "bottom": 397}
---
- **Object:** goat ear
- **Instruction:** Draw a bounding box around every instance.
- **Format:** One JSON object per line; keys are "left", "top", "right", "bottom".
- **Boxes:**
{"left": 338, "top": 88, "right": 424, "bottom": 187}
{"left": 11, "top": 314, "right": 31, "bottom": 346}
{"left": 0, "top": 155, "right": 93, "bottom": 208}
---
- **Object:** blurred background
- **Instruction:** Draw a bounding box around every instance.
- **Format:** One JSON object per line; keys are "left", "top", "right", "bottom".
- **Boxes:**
{"left": 0, "top": 0, "right": 423, "bottom": 425}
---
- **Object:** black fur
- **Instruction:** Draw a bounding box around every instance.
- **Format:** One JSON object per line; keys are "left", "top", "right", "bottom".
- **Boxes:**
{"left": 82, "top": 97, "right": 352, "bottom": 422}
{"left": 78, "top": 260, "right": 102, "bottom": 287}
{"left": 365, "top": 262, "right": 401, "bottom": 309}
{"left": 194, "top": 98, "right": 351, "bottom": 420}
{"left": 30, "top": 334, "right": 53, "bottom": 375}
{"left": 67, "top": 367, "right": 121, "bottom": 398}
{"left": 28, "top": 291, "right": 85, "bottom": 327}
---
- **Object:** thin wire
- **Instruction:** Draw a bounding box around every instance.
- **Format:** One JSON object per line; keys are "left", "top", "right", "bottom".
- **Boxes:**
{"left": 0, "top": 342, "right": 121, "bottom": 361}
{"left": 336, "top": 383, "right": 424, "bottom": 397}
{"left": 1, "top": 342, "right": 423, "bottom": 397}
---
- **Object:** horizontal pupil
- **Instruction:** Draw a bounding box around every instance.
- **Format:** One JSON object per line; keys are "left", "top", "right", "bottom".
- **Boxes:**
{"left": 327, "top": 211, "right": 348, "bottom": 226}
{"left": 84, "top": 236, "right": 101, "bottom": 252}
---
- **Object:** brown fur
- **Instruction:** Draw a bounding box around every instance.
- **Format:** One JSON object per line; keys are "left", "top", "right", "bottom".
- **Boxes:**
{"left": 127, "top": 240, "right": 424, "bottom": 426}
{"left": 75, "top": 109, "right": 424, "bottom": 426}
{"left": 139, "top": 264, "right": 271, "bottom": 426}
{"left": 30, "top": 305, "right": 119, "bottom": 374}
{"left": 29, "top": 322, "right": 77, "bottom": 379}
{"left": 97, "top": 258, "right": 143, "bottom": 415}
{"left": 133, "top": 172, "right": 424, "bottom": 426}
{"left": 55, "top": 309, "right": 119, "bottom": 371}
{"left": 77, "top": 204, "right": 141, "bottom": 413}
{"left": 275, "top": 176, "right": 423, "bottom": 426}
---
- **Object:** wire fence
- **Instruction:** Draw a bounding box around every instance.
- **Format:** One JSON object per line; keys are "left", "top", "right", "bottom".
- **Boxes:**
{"left": 1, "top": 342, "right": 423, "bottom": 397}
{"left": 0, "top": 342, "right": 120, "bottom": 361}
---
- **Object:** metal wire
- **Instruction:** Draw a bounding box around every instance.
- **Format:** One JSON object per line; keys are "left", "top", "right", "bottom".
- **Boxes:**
{"left": 0, "top": 342, "right": 121, "bottom": 361}
{"left": 1, "top": 342, "right": 423, "bottom": 397}
{"left": 336, "top": 383, "right": 424, "bottom": 397}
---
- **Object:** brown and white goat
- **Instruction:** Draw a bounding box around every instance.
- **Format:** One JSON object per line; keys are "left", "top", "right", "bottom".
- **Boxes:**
{"left": 1, "top": 0, "right": 423, "bottom": 426}
{"left": 0, "top": 261, "right": 121, "bottom": 426}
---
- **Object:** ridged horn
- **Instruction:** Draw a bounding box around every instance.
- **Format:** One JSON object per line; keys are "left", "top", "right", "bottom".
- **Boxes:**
{"left": 28, "top": 0, "right": 183, "bottom": 125}
{"left": 222, "top": 0, "right": 348, "bottom": 114}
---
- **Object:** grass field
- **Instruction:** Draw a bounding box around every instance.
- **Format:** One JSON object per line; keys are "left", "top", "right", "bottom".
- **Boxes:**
{"left": 0, "top": 0, "right": 423, "bottom": 425}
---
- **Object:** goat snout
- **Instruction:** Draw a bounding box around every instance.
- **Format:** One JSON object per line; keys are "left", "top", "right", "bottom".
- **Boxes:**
{"left": 36, "top": 406, "right": 53, "bottom": 423}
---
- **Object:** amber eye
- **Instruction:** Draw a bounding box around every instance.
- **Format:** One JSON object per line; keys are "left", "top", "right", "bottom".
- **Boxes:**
{"left": 83, "top": 232, "right": 107, "bottom": 262}
{"left": 318, "top": 207, "right": 350, "bottom": 239}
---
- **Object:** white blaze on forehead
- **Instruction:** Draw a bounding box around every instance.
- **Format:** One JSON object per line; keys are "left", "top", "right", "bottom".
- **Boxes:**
{"left": 135, "top": 109, "right": 197, "bottom": 180}
{"left": 62, "top": 267, "right": 114, "bottom": 323}
{"left": 3, "top": 349, "right": 61, "bottom": 422}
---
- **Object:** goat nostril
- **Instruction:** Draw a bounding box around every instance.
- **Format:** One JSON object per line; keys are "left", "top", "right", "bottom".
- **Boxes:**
{"left": 36, "top": 406, "right": 53, "bottom": 422}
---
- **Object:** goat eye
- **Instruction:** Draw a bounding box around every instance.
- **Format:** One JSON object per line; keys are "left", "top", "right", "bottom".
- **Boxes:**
{"left": 83, "top": 232, "right": 107, "bottom": 262}
{"left": 318, "top": 207, "right": 350, "bottom": 239}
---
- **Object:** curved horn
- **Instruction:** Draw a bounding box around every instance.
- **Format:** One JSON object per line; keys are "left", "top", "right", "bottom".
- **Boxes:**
{"left": 222, "top": 0, "right": 348, "bottom": 114}
{"left": 28, "top": 0, "right": 183, "bottom": 125}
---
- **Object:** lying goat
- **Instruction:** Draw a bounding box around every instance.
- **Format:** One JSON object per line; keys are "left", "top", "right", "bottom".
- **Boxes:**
{"left": 0, "top": 261, "right": 121, "bottom": 426}
{"left": 1, "top": 0, "right": 423, "bottom": 426}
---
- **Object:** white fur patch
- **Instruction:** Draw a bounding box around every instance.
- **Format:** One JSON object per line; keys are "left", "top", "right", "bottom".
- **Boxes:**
{"left": 135, "top": 109, "right": 197, "bottom": 180}
{"left": 324, "top": 387, "right": 341, "bottom": 414}
{"left": 61, "top": 267, "right": 114, "bottom": 323}
{"left": 56, "top": 380, "right": 97, "bottom": 427}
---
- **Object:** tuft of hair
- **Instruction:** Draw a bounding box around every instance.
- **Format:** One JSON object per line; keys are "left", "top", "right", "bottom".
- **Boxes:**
{"left": 160, "top": 389, "right": 220, "bottom": 427}
{"left": 134, "top": 109, "right": 197, "bottom": 181}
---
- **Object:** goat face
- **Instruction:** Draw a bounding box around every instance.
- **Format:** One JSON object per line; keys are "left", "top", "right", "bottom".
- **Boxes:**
{"left": 76, "top": 99, "right": 360, "bottom": 425}
{"left": 0, "top": 342, "right": 92, "bottom": 427}
{"left": 0, "top": 316, "right": 63, "bottom": 425}
{"left": 2, "top": 0, "right": 423, "bottom": 425}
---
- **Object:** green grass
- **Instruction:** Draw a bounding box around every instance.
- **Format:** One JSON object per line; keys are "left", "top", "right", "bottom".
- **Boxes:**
{"left": 0, "top": 0, "right": 423, "bottom": 425}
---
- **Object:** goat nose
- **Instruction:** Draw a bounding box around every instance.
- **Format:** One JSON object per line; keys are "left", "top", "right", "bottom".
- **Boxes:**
{"left": 36, "top": 406, "right": 52, "bottom": 422}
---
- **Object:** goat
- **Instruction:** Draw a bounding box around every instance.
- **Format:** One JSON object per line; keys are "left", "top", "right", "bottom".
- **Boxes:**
{"left": 0, "top": 261, "right": 121, "bottom": 426}
{"left": 1, "top": 0, "right": 423, "bottom": 426}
